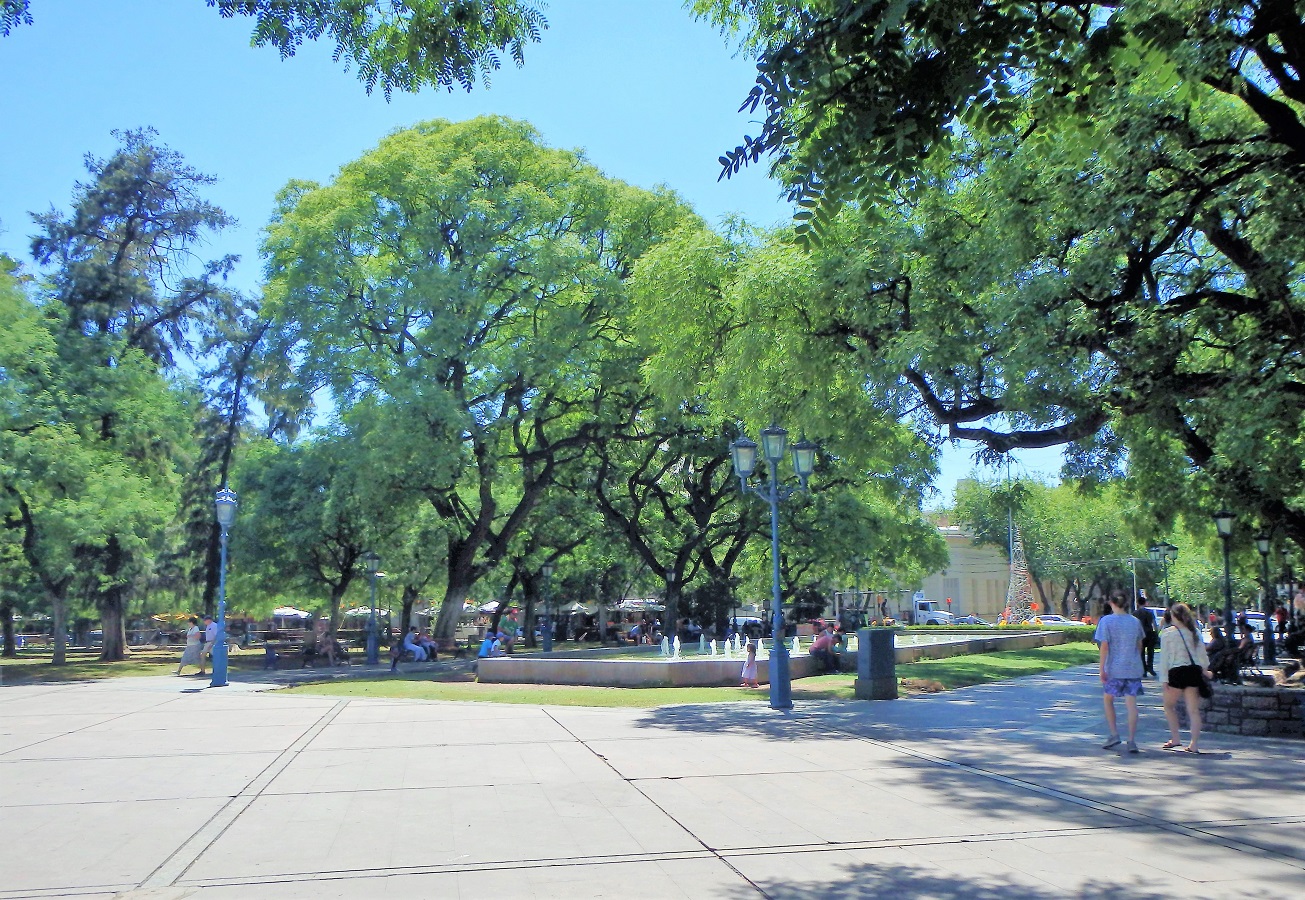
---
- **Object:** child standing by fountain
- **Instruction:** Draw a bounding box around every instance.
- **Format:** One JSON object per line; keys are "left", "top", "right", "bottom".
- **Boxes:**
{"left": 740, "top": 642, "right": 759, "bottom": 688}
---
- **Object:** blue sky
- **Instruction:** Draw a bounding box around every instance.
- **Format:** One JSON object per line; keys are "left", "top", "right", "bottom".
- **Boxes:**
{"left": 0, "top": 0, "right": 1062, "bottom": 500}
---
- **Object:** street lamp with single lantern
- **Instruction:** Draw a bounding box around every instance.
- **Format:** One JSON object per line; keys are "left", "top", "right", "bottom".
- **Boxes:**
{"left": 1213, "top": 510, "right": 1236, "bottom": 640}
{"left": 210, "top": 487, "right": 238, "bottom": 688}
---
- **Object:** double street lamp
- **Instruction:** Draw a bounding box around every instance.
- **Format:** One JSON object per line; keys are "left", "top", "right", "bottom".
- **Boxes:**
{"left": 730, "top": 423, "right": 817, "bottom": 711}
{"left": 363, "top": 551, "right": 381, "bottom": 666}
{"left": 1254, "top": 533, "right": 1276, "bottom": 665}
{"left": 1213, "top": 510, "right": 1236, "bottom": 639}
{"left": 1147, "top": 542, "right": 1177, "bottom": 603}
{"left": 210, "top": 487, "right": 238, "bottom": 688}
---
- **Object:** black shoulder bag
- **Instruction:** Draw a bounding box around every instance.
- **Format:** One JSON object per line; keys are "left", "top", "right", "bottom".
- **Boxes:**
{"left": 1179, "top": 628, "right": 1213, "bottom": 699}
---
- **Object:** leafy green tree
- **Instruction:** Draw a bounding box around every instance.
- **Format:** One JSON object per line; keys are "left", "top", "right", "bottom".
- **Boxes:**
{"left": 234, "top": 434, "right": 393, "bottom": 637}
{"left": 627, "top": 220, "right": 946, "bottom": 615}
{"left": 954, "top": 478, "right": 1145, "bottom": 616}
{"left": 700, "top": 1, "right": 1305, "bottom": 549}
{"left": 210, "top": 0, "right": 546, "bottom": 96}
{"left": 703, "top": 1, "right": 1305, "bottom": 230}
{"left": 263, "top": 117, "right": 697, "bottom": 640}
{"left": 23, "top": 129, "right": 240, "bottom": 659}
{"left": 1, "top": 267, "right": 186, "bottom": 663}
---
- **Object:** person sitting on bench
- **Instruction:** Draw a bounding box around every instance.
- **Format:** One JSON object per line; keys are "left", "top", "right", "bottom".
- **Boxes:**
{"left": 403, "top": 628, "right": 428, "bottom": 662}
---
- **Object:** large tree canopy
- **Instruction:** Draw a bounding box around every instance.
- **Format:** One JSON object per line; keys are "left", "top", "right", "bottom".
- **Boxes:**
{"left": 694, "top": 0, "right": 1305, "bottom": 547}
{"left": 263, "top": 116, "right": 697, "bottom": 639}
{"left": 210, "top": 0, "right": 546, "bottom": 96}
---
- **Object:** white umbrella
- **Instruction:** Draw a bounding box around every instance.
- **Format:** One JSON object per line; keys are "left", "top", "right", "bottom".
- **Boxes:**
{"left": 342, "top": 607, "right": 392, "bottom": 617}
{"left": 616, "top": 599, "right": 665, "bottom": 612}
{"left": 479, "top": 600, "right": 501, "bottom": 613}
{"left": 560, "top": 601, "right": 595, "bottom": 615}
{"left": 272, "top": 606, "right": 313, "bottom": 619}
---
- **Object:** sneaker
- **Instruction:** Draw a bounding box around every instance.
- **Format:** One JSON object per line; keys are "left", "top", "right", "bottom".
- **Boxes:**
{"left": 1126, "top": 741, "right": 1139, "bottom": 754}
{"left": 1102, "top": 736, "right": 1122, "bottom": 750}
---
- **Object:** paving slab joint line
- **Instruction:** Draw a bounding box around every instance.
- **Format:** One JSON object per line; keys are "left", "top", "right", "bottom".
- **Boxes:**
{"left": 541, "top": 709, "right": 772, "bottom": 899}
{"left": 0, "top": 883, "right": 137, "bottom": 900}
{"left": 175, "top": 849, "right": 723, "bottom": 888}
{"left": 810, "top": 713, "right": 1305, "bottom": 871}
{"left": 137, "top": 699, "right": 350, "bottom": 890}
{"left": 0, "top": 693, "right": 184, "bottom": 759}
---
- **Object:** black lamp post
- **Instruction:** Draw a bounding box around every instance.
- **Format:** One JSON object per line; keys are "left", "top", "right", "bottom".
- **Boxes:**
{"left": 730, "top": 424, "right": 817, "bottom": 711}
{"left": 1148, "top": 542, "right": 1178, "bottom": 604}
{"left": 211, "top": 487, "right": 238, "bottom": 688}
{"left": 1254, "top": 533, "right": 1276, "bottom": 665}
{"left": 1162, "top": 543, "right": 1177, "bottom": 602}
{"left": 541, "top": 562, "right": 555, "bottom": 653}
{"left": 363, "top": 551, "right": 381, "bottom": 666}
{"left": 1283, "top": 549, "right": 1296, "bottom": 633}
{"left": 1213, "top": 510, "right": 1236, "bottom": 639}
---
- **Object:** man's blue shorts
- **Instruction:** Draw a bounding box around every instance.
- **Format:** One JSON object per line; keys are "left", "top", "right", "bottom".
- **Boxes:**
{"left": 1103, "top": 677, "right": 1144, "bottom": 697}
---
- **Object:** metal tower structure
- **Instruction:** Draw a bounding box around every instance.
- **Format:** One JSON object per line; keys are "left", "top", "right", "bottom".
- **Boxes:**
{"left": 1005, "top": 521, "right": 1037, "bottom": 622}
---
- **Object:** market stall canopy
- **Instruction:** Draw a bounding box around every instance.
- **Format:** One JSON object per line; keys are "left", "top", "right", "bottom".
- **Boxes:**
{"left": 342, "top": 607, "right": 392, "bottom": 617}
{"left": 559, "top": 601, "right": 596, "bottom": 615}
{"left": 614, "top": 599, "right": 665, "bottom": 612}
{"left": 150, "top": 612, "right": 192, "bottom": 623}
{"left": 272, "top": 607, "right": 313, "bottom": 619}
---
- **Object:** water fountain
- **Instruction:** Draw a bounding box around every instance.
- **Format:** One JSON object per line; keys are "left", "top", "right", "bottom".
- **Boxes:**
{"left": 723, "top": 641, "right": 733, "bottom": 660}
{"left": 791, "top": 637, "right": 800, "bottom": 655}
{"left": 709, "top": 639, "right": 717, "bottom": 657}
{"left": 673, "top": 636, "right": 682, "bottom": 659}
{"left": 660, "top": 636, "right": 670, "bottom": 657}
{"left": 733, "top": 633, "right": 742, "bottom": 654}
{"left": 698, "top": 635, "right": 706, "bottom": 655}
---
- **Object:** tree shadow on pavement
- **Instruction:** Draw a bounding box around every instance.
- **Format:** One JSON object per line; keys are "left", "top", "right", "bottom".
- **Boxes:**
{"left": 719, "top": 861, "right": 1180, "bottom": 900}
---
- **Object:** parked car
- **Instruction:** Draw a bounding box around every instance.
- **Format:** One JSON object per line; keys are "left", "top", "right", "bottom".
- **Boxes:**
{"left": 1031, "top": 615, "right": 1080, "bottom": 627}
{"left": 955, "top": 614, "right": 993, "bottom": 626}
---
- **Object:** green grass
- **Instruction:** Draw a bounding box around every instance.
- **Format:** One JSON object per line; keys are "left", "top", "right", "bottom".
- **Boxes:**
{"left": 282, "top": 644, "right": 1100, "bottom": 707}
{"left": 0, "top": 645, "right": 272, "bottom": 684}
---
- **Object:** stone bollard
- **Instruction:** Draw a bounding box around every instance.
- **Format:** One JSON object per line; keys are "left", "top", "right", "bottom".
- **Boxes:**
{"left": 855, "top": 628, "right": 897, "bottom": 700}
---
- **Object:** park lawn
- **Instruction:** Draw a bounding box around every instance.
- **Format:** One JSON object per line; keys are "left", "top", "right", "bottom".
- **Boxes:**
{"left": 0, "top": 645, "right": 269, "bottom": 684}
{"left": 284, "top": 643, "right": 1100, "bottom": 707}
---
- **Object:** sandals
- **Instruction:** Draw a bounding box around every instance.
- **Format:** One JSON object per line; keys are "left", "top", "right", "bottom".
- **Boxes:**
{"left": 1175, "top": 746, "right": 1204, "bottom": 754}
{"left": 1161, "top": 740, "right": 1181, "bottom": 750}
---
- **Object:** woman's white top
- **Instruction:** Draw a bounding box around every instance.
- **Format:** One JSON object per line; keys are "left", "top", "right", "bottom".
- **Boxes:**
{"left": 185, "top": 625, "right": 201, "bottom": 646}
{"left": 1159, "top": 624, "right": 1209, "bottom": 674}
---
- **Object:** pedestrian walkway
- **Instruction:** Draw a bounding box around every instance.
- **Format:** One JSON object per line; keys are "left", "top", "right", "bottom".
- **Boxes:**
{"left": 1, "top": 666, "right": 1301, "bottom": 898}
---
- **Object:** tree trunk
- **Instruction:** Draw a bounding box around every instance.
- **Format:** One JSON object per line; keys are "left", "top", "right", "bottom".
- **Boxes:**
{"left": 521, "top": 592, "right": 538, "bottom": 649}
{"left": 399, "top": 584, "right": 418, "bottom": 637}
{"left": 433, "top": 581, "right": 471, "bottom": 642}
{"left": 327, "top": 575, "right": 353, "bottom": 638}
{"left": 49, "top": 590, "right": 68, "bottom": 666}
{"left": 1, "top": 599, "right": 15, "bottom": 657}
{"left": 99, "top": 589, "right": 129, "bottom": 661}
{"left": 202, "top": 521, "right": 220, "bottom": 616}
{"left": 98, "top": 535, "right": 129, "bottom": 661}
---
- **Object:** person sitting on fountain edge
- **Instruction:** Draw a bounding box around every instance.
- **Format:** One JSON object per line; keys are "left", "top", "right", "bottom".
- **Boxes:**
{"left": 809, "top": 626, "right": 840, "bottom": 674}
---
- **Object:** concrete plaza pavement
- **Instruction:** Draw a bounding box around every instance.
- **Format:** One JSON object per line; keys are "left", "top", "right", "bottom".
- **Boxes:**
{"left": 1, "top": 667, "right": 1303, "bottom": 899}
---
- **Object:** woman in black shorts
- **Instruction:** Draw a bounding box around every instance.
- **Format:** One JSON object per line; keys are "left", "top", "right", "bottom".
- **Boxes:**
{"left": 1160, "top": 602, "right": 1211, "bottom": 753}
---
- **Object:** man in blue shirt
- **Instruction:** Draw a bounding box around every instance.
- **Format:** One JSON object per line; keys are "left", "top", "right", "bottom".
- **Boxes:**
{"left": 1094, "top": 594, "right": 1146, "bottom": 752}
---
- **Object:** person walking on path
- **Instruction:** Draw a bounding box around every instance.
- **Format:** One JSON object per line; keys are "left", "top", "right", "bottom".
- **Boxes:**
{"left": 740, "top": 641, "right": 759, "bottom": 688}
{"left": 1134, "top": 596, "right": 1158, "bottom": 677}
{"left": 200, "top": 614, "right": 217, "bottom": 675}
{"left": 175, "top": 617, "right": 203, "bottom": 676}
{"left": 1095, "top": 593, "right": 1146, "bottom": 752}
{"left": 1160, "top": 602, "right": 1212, "bottom": 753}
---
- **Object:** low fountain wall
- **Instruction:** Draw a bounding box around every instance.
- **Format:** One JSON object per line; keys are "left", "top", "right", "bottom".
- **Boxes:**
{"left": 476, "top": 630, "right": 1071, "bottom": 688}
{"left": 1202, "top": 684, "right": 1305, "bottom": 738}
{"left": 476, "top": 652, "right": 822, "bottom": 687}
